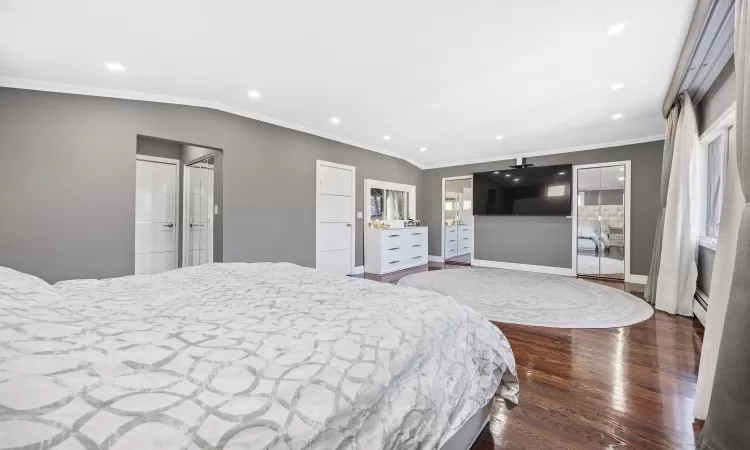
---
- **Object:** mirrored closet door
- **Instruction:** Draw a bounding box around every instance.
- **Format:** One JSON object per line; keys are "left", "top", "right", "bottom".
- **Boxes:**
{"left": 576, "top": 165, "right": 626, "bottom": 279}
{"left": 186, "top": 156, "right": 214, "bottom": 267}
{"left": 444, "top": 178, "right": 473, "bottom": 265}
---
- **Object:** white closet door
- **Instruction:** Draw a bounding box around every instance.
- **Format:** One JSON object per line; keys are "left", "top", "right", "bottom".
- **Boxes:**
{"left": 316, "top": 162, "right": 354, "bottom": 275}
{"left": 135, "top": 158, "right": 177, "bottom": 275}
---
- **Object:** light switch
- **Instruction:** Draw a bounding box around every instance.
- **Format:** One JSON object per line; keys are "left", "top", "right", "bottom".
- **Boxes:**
{"left": 356, "top": 211, "right": 363, "bottom": 219}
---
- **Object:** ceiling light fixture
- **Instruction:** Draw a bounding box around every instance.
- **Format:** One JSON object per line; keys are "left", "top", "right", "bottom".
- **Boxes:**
{"left": 612, "top": 113, "right": 624, "bottom": 120}
{"left": 505, "top": 173, "right": 511, "bottom": 177}
{"left": 514, "top": 178, "right": 520, "bottom": 182}
{"left": 419, "top": 147, "right": 427, "bottom": 152}
{"left": 248, "top": 90, "right": 260, "bottom": 99}
{"left": 383, "top": 135, "right": 391, "bottom": 141}
{"left": 493, "top": 171, "right": 499, "bottom": 174}
{"left": 559, "top": 171, "right": 566, "bottom": 175}
{"left": 107, "top": 63, "right": 125, "bottom": 72}
{"left": 607, "top": 23, "right": 625, "bottom": 36}
{"left": 610, "top": 82, "right": 625, "bottom": 90}
{"left": 331, "top": 117, "right": 341, "bottom": 125}
{"left": 495, "top": 135, "right": 504, "bottom": 141}
{"left": 618, "top": 176, "right": 625, "bottom": 181}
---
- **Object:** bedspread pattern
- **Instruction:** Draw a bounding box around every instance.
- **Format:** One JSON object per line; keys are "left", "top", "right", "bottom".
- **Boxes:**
{"left": 0, "top": 263, "right": 518, "bottom": 449}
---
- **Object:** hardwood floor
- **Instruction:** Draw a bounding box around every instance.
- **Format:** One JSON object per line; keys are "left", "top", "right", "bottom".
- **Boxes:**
{"left": 357, "top": 264, "right": 705, "bottom": 449}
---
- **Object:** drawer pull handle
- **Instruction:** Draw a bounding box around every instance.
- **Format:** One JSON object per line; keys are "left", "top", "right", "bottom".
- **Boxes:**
{"left": 412, "top": 244, "right": 421, "bottom": 247}
{"left": 412, "top": 232, "right": 422, "bottom": 235}
{"left": 388, "top": 247, "right": 400, "bottom": 251}
{"left": 449, "top": 239, "right": 456, "bottom": 242}
{"left": 448, "top": 230, "right": 455, "bottom": 233}
{"left": 388, "top": 260, "right": 400, "bottom": 264}
{"left": 412, "top": 256, "right": 422, "bottom": 260}
{"left": 462, "top": 237, "right": 469, "bottom": 240}
{"left": 388, "top": 235, "right": 400, "bottom": 238}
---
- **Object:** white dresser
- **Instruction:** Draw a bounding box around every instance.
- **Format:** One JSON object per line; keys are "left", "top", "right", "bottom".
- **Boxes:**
{"left": 444, "top": 224, "right": 472, "bottom": 260}
{"left": 364, "top": 226, "right": 428, "bottom": 274}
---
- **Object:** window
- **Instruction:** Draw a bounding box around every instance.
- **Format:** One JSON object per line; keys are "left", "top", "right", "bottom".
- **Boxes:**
{"left": 705, "top": 137, "right": 725, "bottom": 239}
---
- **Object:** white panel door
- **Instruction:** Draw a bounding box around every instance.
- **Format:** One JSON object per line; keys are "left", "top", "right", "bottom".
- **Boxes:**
{"left": 317, "top": 162, "right": 354, "bottom": 275}
{"left": 135, "top": 158, "right": 177, "bottom": 275}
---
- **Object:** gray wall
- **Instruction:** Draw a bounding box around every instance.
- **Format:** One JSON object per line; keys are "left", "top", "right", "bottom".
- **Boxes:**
{"left": 697, "top": 56, "right": 736, "bottom": 135}
{"left": 423, "top": 140, "right": 664, "bottom": 275}
{"left": 0, "top": 88, "right": 422, "bottom": 283}
{"left": 136, "top": 136, "right": 182, "bottom": 160}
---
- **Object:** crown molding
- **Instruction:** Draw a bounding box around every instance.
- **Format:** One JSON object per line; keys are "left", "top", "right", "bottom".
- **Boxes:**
{"left": 420, "top": 135, "right": 665, "bottom": 170}
{"left": 0, "top": 76, "right": 426, "bottom": 169}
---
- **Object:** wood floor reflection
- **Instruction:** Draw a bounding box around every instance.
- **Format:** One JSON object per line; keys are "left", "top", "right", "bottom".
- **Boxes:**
{"left": 358, "top": 263, "right": 705, "bottom": 449}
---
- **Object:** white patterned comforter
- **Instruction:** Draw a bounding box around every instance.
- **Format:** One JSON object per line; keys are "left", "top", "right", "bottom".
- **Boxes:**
{"left": 0, "top": 262, "right": 518, "bottom": 449}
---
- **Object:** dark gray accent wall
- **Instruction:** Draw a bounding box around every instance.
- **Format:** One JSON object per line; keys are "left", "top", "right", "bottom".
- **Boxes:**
{"left": 423, "top": 140, "right": 664, "bottom": 275}
{"left": 697, "top": 56, "right": 736, "bottom": 135}
{"left": 697, "top": 246, "right": 715, "bottom": 296}
{"left": 136, "top": 136, "right": 182, "bottom": 160}
{"left": 0, "top": 88, "right": 422, "bottom": 283}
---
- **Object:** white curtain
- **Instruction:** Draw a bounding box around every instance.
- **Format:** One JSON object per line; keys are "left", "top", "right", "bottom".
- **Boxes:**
{"left": 694, "top": 124, "right": 743, "bottom": 420}
{"left": 654, "top": 93, "right": 700, "bottom": 316}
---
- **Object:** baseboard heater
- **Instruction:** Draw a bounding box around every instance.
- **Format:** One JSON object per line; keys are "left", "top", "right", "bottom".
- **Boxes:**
{"left": 694, "top": 290, "right": 708, "bottom": 326}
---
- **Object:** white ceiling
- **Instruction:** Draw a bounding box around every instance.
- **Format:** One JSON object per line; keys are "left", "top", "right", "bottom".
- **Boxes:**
{"left": 0, "top": 0, "right": 696, "bottom": 169}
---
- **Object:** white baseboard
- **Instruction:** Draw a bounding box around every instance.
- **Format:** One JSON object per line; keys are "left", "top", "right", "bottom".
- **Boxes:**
{"left": 428, "top": 255, "right": 444, "bottom": 263}
{"left": 352, "top": 266, "right": 364, "bottom": 275}
{"left": 472, "top": 259, "right": 576, "bottom": 277}
{"left": 626, "top": 274, "right": 648, "bottom": 285}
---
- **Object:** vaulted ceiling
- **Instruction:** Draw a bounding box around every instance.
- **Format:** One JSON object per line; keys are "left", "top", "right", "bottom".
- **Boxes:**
{"left": 0, "top": 0, "right": 696, "bottom": 168}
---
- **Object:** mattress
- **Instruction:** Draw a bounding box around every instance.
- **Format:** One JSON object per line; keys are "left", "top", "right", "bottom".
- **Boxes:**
{"left": 0, "top": 262, "right": 518, "bottom": 449}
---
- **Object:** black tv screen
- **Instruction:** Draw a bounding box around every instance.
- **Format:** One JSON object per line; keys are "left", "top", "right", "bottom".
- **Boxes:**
{"left": 473, "top": 164, "right": 572, "bottom": 216}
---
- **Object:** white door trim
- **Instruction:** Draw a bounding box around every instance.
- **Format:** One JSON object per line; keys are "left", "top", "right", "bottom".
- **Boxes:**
{"left": 135, "top": 154, "right": 180, "bottom": 271}
{"left": 571, "top": 160, "right": 633, "bottom": 281}
{"left": 316, "top": 160, "right": 356, "bottom": 274}
{"left": 441, "top": 175, "right": 474, "bottom": 262}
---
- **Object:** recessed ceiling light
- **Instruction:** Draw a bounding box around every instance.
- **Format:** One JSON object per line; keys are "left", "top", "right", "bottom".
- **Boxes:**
{"left": 248, "top": 90, "right": 260, "bottom": 99}
{"left": 607, "top": 23, "right": 625, "bottom": 36}
{"left": 559, "top": 171, "right": 566, "bottom": 175}
{"left": 493, "top": 171, "right": 499, "bottom": 174}
{"left": 383, "top": 135, "right": 391, "bottom": 141}
{"left": 505, "top": 173, "right": 511, "bottom": 177}
{"left": 612, "top": 113, "right": 624, "bottom": 120}
{"left": 514, "top": 178, "right": 521, "bottom": 182}
{"left": 107, "top": 63, "right": 125, "bottom": 72}
{"left": 618, "top": 176, "right": 625, "bottom": 181}
{"left": 419, "top": 147, "right": 427, "bottom": 152}
{"left": 495, "top": 135, "right": 504, "bottom": 141}
{"left": 610, "top": 82, "right": 625, "bottom": 90}
{"left": 331, "top": 117, "right": 341, "bottom": 125}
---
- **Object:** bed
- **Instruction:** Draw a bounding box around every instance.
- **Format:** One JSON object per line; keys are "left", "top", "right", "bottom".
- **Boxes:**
{"left": 0, "top": 262, "right": 519, "bottom": 449}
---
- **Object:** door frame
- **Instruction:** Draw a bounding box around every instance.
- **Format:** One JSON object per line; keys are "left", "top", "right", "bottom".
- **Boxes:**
{"left": 135, "top": 154, "right": 180, "bottom": 271}
{"left": 441, "top": 175, "right": 474, "bottom": 263}
{"left": 316, "top": 160, "right": 356, "bottom": 274}
{"left": 571, "top": 160, "right": 632, "bottom": 281}
{"left": 182, "top": 155, "right": 216, "bottom": 267}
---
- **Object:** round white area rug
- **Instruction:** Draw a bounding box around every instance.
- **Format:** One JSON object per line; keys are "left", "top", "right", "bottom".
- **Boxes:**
{"left": 397, "top": 268, "right": 653, "bottom": 328}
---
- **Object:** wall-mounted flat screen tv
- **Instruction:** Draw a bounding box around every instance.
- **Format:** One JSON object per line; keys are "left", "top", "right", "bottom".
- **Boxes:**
{"left": 473, "top": 164, "right": 572, "bottom": 216}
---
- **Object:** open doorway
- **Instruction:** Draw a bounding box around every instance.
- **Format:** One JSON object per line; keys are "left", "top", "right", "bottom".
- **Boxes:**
{"left": 135, "top": 136, "right": 223, "bottom": 275}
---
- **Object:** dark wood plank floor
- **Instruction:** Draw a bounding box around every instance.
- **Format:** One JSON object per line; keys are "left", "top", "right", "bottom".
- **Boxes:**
{"left": 358, "top": 264, "right": 705, "bottom": 449}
